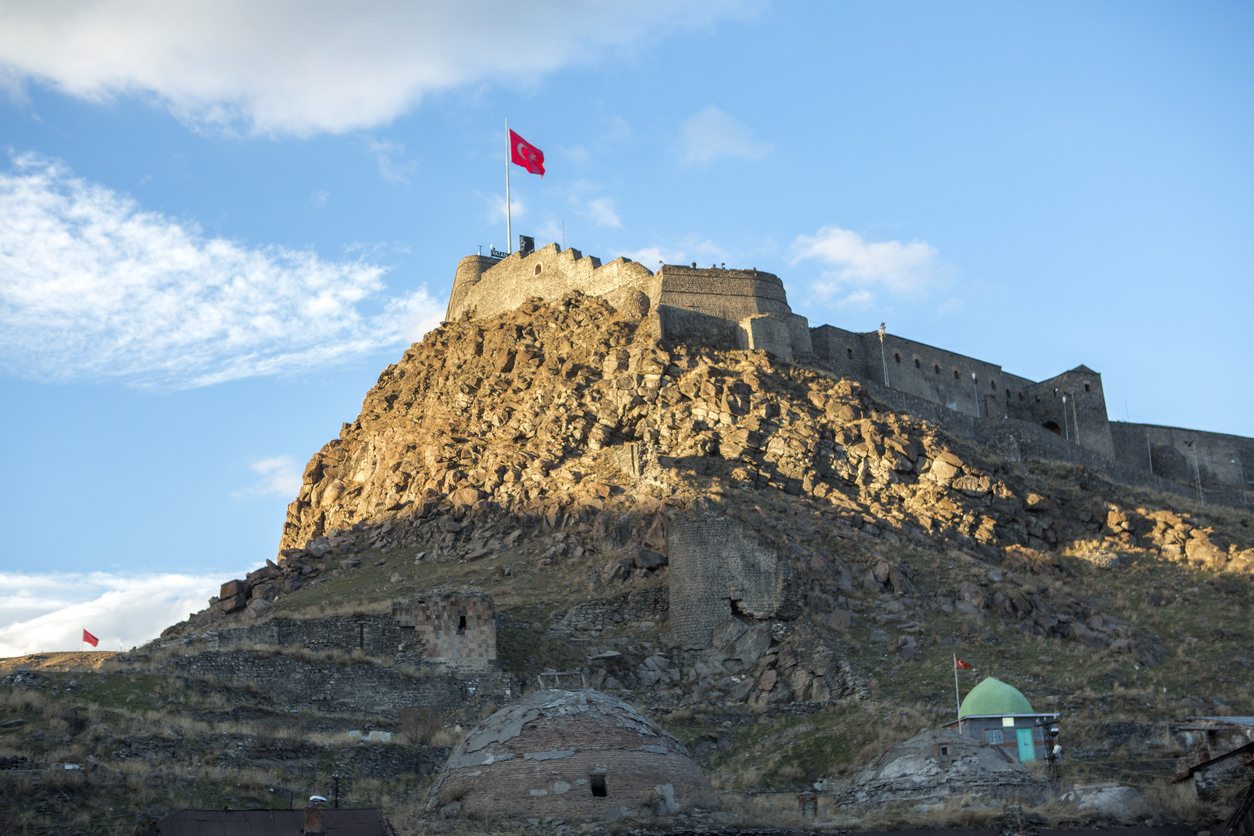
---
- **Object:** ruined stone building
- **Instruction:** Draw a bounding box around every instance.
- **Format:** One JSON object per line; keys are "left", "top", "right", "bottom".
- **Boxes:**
{"left": 427, "top": 688, "right": 717, "bottom": 819}
{"left": 180, "top": 591, "right": 502, "bottom": 713}
{"left": 445, "top": 244, "right": 1252, "bottom": 506}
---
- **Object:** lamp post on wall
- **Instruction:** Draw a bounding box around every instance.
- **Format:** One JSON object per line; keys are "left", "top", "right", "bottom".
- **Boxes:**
{"left": 1185, "top": 440, "right": 1203, "bottom": 505}
{"left": 972, "top": 373, "right": 979, "bottom": 418}
{"left": 1233, "top": 457, "right": 1247, "bottom": 506}
{"left": 878, "top": 323, "right": 890, "bottom": 387}
{"left": 1061, "top": 395, "right": 1069, "bottom": 440}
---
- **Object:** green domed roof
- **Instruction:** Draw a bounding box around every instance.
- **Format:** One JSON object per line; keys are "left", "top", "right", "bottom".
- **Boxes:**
{"left": 958, "top": 676, "right": 1034, "bottom": 718}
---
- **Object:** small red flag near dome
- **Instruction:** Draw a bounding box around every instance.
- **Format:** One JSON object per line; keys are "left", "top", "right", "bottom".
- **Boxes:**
{"left": 509, "top": 129, "right": 545, "bottom": 176}
{"left": 955, "top": 657, "right": 972, "bottom": 669}
{"left": 82, "top": 629, "right": 99, "bottom": 647}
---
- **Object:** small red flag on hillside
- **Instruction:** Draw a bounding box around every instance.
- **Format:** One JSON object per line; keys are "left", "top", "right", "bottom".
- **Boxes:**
{"left": 955, "top": 657, "right": 972, "bottom": 669}
{"left": 509, "top": 129, "right": 545, "bottom": 176}
{"left": 82, "top": 629, "right": 99, "bottom": 648}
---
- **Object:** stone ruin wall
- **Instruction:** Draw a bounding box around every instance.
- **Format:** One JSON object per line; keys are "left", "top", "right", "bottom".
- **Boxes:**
{"left": 169, "top": 650, "right": 500, "bottom": 714}
{"left": 393, "top": 592, "right": 497, "bottom": 673}
{"left": 666, "top": 508, "right": 801, "bottom": 650}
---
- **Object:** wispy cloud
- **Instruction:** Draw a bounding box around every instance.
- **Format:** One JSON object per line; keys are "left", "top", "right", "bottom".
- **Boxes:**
{"left": 365, "top": 138, "right": 418, "bottom": 185}
{"left": 305, "top": 189, "right": 329, "bottom": 209}
{"left": 234, "top": 456, "right": 303, "bottom": 499}
{"left": 0, "top": 2, "right": 763, "bottom": 136}
{"left": 485, "top": 192, "right": 526, "bottom": 226}
{"left": 790, "top": 225, "right": 954, "bottom": 308}
{"left": 0, "top": 571, "right": 240, "bottom": 657}
{"left": 585, "top": 197, "right": 621, "bottom": 228}
{"left": 678, "top": 105, "right": 773, "bottom": 167}
{"left": 0, "top": 152, "right": 443, "bottom": 389}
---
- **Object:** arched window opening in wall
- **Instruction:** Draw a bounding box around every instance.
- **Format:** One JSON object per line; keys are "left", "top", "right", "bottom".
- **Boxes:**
{"left": 535, "top": 264, "right": 542, "bottom": 275}
{"left": 935, "top": 364, "right": 941, "bottom": 374}
{"left": 846, "top": 347, "right": 853, "bottom": 360}
{"left": 894, "top": 352, "right": 901, "bottom": 363}
{"left": 1006, "top": 389, "right": 1011, "bottom": 400}
{"left": 1085, "top": 383, "right": 1091, "bottom": 392}
{"left": 990, "top": 379, "right": 996, "bottom": 389}
{"left": 915, "top": 357, "right": 921, "bottom": 368}
{"left": 1043, "top": 421, "right": 1062, "bottom": 436}
{"left": 953, "top": 369, "right": 960, "bottom": 379}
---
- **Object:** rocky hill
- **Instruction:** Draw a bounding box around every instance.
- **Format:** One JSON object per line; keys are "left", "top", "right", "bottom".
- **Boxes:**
{"left": 5, "top": 291, "right": 1252, "bottom": 833}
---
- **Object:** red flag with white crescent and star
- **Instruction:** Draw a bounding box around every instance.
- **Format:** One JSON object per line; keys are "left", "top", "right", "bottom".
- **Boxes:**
{"left": 509, "top": 129, "right": 545, "bottom": 176}
{"left": 955, "top": 657, "right": 972, "bottom": 669}
{"left": 82, "top": 629, "right": 99, "bottom": 648}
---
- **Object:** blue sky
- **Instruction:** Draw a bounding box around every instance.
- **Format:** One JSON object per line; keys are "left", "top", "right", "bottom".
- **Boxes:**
{"left": 1, "top": 1, "right": 1251, "bottom": 654}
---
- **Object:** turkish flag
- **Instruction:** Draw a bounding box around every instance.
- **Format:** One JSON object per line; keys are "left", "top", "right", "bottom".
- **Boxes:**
{"left": 955, "top": 657, "right": 972, "bottom": 669}
{"left": 82, "top": 629, "right": 99, "bottom": 648}
{"left": 510, "top": 129, "right": 545, "bottom": 176}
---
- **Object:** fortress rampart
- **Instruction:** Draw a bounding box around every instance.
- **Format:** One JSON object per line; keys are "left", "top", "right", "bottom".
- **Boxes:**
{"left": 444, "top": 245, "right": 1251, "bottom": 507}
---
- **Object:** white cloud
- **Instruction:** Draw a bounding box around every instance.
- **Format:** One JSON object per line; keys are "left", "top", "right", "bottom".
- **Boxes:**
{"left": 618, "top": 235, "right": 730, "bottom": 269}
{"left": 234, "top": 455, "right": 304, "bottom": 499}
{"left": 678, "top": 105, "right": 773, "bottom": 167}
{"left": 0, "top": 152, "right": 443, "bottom": 389}
{"left": 305, "top": 189, "right": 329, "bottom": 209}
{"left": 365, "top": 138, "right": 418, "bottom": 185}
{"left": 485, "top": 192, "right": 526, "bottom": 226}
{"left": 790, "top": 225, "right": 953, "bottom": 307}
{"left": 0, "top": 1, "right": 762, "bottom": 136}
{"left": 0, "top": 571, "right": 241, "bottom": 657}
{"left": 585, "top": 197, "right": 621, "bottom": 228}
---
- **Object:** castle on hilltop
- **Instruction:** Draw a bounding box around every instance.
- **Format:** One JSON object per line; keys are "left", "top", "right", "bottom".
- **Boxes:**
{"left": 448, "top": 243, "right": 1251, "bottom": 508}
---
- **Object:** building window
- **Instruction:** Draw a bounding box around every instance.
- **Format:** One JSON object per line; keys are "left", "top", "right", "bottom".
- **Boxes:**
{"left": 589, "top": 772, "right": 608, "bottom": 797}
{"left": 1006, "top": 389, "right": 1011, "bottom": 400}
{"left": 985, "top": 729, "right": 1003, "bottom": 745}
{"left": 914, "top": 358, "right": 921, "bottom": 368}
{"left": 458, "top": 615, "right": 467, "bottom": 633}
{"left": 846, "top": 347, "right": 853, "bottom": 360}
{"left": 1084, "top": 383, "right": 1091, "bottom": 392}
{"left": 934, "top": 364, "right": 941, "bottom": 374}
{"left": 535, "top": 264, "right": 542, "bottom": 275}
{"left": 1019, "top": 391, "right": 1024, "bottom": 401}
{"left": 953, "top": 369, "right": 959, "bottom": 379}
{"left": 990, "top": 379, "right": 996, "bottom": 389}
{"left": 894, "top": 352, "right": 901, "bottom": 364}
{"left": 938, "top": 744, "right": 950, "bottom": 757}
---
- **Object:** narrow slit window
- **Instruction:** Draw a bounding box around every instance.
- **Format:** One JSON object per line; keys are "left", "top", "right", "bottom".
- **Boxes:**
{"left": 846, "top": 347, "right": 853, "bottom": 360}
{"left": 589, "top": 773, "right": 608, "bottom": 797}
{"left": 934, "top": 364, "right": 941, "bottom": 374}
{"left": 458, "top": 615, "right": 467, "bottom": 632}
{"left": 894, "top": 352, "right": 901, "bottom": 363}
{"left": 914, "top": 358, "right": 921, "bottom": 368}
{"left": 535, "top": 264, "right": 542, "bottom": 275}
{"left": 953, "top": 369, "right": 960, "bottom": 379}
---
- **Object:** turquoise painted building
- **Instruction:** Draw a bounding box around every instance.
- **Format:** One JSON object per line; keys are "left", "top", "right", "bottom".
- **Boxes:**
{"left": 950, "top": 677, "right": 1059, "bottom": 763}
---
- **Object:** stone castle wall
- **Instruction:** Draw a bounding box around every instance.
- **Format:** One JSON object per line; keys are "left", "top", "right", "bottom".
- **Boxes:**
{"left": 444, "top": 246, "right": 1249, "bottom": 505}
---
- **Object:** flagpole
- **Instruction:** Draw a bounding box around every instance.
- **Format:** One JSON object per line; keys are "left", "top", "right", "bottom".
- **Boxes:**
{"left": 954, "top": 654, "right": 962, "bottom": 733}
{"left": 505, "top": 117, "right": 511, "bottom": 255}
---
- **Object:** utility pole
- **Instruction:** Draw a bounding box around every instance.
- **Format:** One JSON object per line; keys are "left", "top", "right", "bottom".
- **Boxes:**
{"left": 878, "top": 323, "right": 889, "bottom": 387}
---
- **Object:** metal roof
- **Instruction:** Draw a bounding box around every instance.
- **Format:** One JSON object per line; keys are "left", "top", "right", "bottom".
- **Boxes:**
{"left": 143, "top": 808, "right": 392, "bottom": 836}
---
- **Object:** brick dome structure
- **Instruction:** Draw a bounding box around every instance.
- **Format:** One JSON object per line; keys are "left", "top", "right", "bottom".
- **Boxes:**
{"left": 427, "top": 689, "right": 717, "bottom": 820}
